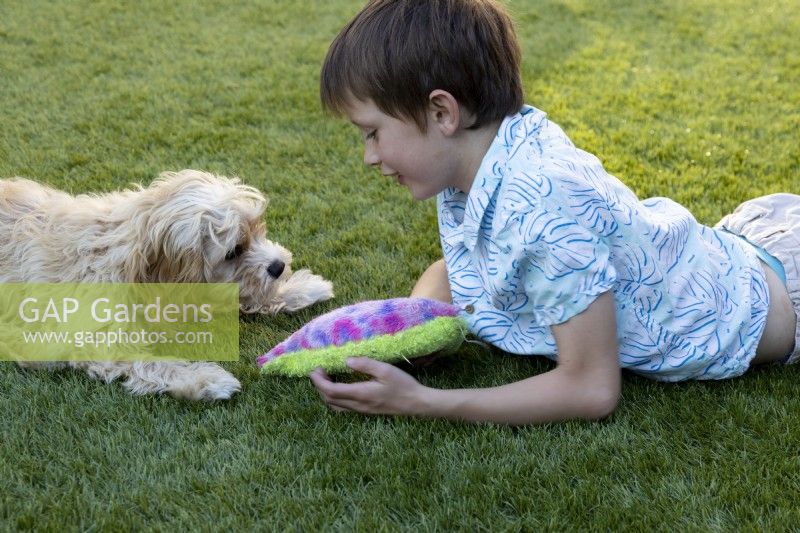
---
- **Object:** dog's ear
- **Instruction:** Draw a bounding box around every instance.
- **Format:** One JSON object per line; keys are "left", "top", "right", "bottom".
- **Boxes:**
{"left": 150, "top": 222, "right": 205, "bottom": 282}
{"left": 124, "top": 247, "right": 153, "bottom": 283}
{"left": 123, "top": 181, "right": 208, "bottom": 283}
{"left": 125, "top": 215, "right": 205, "bottom": 283}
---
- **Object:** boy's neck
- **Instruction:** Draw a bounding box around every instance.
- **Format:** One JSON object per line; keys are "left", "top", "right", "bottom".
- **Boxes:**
{"left": 451, "top": 119, "right": 503, "bottom": 195}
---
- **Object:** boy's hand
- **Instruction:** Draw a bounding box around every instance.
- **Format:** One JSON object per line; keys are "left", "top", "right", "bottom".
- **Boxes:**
{"left": 310, "top": 358, "right": 426, "bottom": 416}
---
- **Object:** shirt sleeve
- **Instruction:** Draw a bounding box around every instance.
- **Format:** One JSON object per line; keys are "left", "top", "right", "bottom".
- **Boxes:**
{"left": 491, "top": 204, "right": 617, "bottom": 326}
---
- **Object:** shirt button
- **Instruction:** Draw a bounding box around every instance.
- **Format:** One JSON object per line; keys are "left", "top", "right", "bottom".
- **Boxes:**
{"left": 465, "top": 304, "right": 475, "bottom": 314}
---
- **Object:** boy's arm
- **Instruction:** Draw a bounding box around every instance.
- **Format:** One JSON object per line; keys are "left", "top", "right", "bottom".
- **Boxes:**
{"left": 310, "top": 291, "right": 621, "bottom": 426}
{"left": 422, "top": 291, "right": 620, "bottom": 424}
{"left": 410, "top": 258, "right": 452, "bottom": 303}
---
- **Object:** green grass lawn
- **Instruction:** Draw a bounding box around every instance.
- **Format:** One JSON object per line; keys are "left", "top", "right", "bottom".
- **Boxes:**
{"left": 1, "top": 0, "right": 799, "bottom": 529}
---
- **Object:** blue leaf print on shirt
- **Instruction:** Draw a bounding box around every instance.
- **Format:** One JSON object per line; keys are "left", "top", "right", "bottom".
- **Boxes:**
{"left": 503, "top": 171, "right": 552, "bottom": 213}
{"left": 556, "top": 168, "right": 634, "bottom": 237}
{"left": 669, "top": 269, "right": 737, "bottom": 354}
{"left": 472, "top": 310, "right": 515, "bottom": 344}
{"left": 745, "top": 266, "right": 769, "bottom": 340}
{"left": 643, "top": 198, "right": 692, "bottom": 274}
{"left": 447, "top": 257, "right": 484, "bottom": 301}
{"left": 508, "top": 322, "right": 554, "bottom": 354}
{"left": 519, "top": 212, "right": 600, "bottom": 281}
{"left": 615, "top": 243, "right": 664, "bottom": 314}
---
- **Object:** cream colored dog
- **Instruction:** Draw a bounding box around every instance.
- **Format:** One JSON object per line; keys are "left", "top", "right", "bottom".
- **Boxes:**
{"left": 0, "top": 169, "right": 334, "bottom": 400}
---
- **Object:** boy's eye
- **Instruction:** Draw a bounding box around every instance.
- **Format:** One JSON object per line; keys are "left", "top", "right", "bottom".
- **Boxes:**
{"left": 225, "top": 244, "right": 244, "bottom": 261}
{"left": 364, "top": 129, "right": 377, "bottom": 141}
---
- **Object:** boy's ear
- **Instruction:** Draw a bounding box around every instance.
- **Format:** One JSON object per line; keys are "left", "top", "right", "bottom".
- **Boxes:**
{"left": 428, "top": 90, "right": 460, "bottom": 136}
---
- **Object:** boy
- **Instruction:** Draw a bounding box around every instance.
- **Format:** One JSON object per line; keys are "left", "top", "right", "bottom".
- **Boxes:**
{"left": 311, "top": 0, "right": 798, "bottom": 425}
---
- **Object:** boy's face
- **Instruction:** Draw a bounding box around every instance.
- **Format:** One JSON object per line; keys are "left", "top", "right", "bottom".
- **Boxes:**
{"left": 344, "top": 98, "right": 459, "bottom": 200}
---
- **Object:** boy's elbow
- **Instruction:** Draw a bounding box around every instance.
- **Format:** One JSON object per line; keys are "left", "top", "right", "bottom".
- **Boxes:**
{"left": 581, "top": 381, "right": 620, "bottom": 421}
{"left": 557, "top": 362, "right": 621, "bottom": 421}
{"left": 584, "top": 389, "right": 619, "bottom": 420}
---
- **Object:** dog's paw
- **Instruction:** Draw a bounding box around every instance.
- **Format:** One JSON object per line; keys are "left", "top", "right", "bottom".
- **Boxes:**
{"left": 159, "top": 363, "right": 241, "bottom": 401}
{"left": 273, "top": 269, "right": 334, "bottom": 312}
{"left": 197, "top": 374, "right": 241, "bottom": 401}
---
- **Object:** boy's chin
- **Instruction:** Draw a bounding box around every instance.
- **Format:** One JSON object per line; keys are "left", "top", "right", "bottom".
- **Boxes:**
{"left": 409, "top": 189, "right": 437, "bottom": 201}
{"left": 406, "top": 185, "right": 439, "bottom": 201}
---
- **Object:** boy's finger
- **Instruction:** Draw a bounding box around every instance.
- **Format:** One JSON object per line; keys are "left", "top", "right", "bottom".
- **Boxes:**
{"left": 310, "top": 369, "right": 334, "bottom": 403}
{"left": 311, "top": 368, "right": 351, "bottom": 400}
{"left": 346, "top": 357, "right": 390, "bottom": 378}
{"left": 325, "top": 381, "right": 371, "bottom": 402}
{"left": 309, "top": 368, "right": 331, "bottom": 388}
{"left": 310, "top": 369, "right": 366, "bottom": 397}
{"left": 327, "top": 396, "right": 373, "bottom": 414}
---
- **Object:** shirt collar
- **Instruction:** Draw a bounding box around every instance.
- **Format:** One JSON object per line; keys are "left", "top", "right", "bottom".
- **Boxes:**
{"left": 440, "top": 105, "right": 545, "bottom": 251}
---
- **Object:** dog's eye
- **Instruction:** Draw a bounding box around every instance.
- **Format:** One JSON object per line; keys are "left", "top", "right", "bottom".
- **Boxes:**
{"left": 225, "top": 244, "right": 244, "bottom": 261}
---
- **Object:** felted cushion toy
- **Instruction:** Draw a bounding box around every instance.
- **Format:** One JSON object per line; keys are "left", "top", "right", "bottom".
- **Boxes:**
{"left": 257, "top": 297, "right": 468, "bottom": 377}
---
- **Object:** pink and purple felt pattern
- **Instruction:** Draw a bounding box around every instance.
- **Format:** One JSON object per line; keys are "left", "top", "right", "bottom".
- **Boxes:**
{"left": 257, "top": 298, "right": 460, "bottom": 366}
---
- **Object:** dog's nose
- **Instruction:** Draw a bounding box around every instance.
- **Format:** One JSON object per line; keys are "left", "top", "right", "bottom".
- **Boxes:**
{"left": 267, "top": 260, "right": 285, "bottom": 278}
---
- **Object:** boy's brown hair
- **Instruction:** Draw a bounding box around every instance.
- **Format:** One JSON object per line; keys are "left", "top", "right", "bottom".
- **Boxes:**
{"left": 320, "top": 0, "right": 523, "bottom": 131}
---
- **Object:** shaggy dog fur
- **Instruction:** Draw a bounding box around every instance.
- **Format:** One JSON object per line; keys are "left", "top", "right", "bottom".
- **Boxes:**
{"left": 0, "top": 169, "right": 334, "bottom": 400}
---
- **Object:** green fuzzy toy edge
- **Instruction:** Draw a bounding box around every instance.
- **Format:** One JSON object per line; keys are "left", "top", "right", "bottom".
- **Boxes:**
{"left": 260, "top": 316, "right": 469, "bottom": 377}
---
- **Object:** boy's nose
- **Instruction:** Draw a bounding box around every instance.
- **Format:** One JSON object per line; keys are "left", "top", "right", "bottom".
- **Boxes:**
{"left": 364, "top": 147, "right": 380, "bottom": 167}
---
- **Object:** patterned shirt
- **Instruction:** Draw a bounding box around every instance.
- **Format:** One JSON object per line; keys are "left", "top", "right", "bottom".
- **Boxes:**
{"left": 438, "top": 105, "right": 769, "bottom": 381}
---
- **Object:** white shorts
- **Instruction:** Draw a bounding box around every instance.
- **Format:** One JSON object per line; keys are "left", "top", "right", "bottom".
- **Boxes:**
{"left": 716, "top": 193, "right": 800, "bottom": 363}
